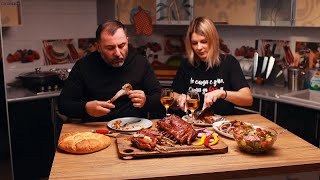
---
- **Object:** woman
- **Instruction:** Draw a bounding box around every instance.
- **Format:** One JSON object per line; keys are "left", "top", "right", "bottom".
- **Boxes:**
{"left": 172, "top": 17, "right": 253, "bottom": 116}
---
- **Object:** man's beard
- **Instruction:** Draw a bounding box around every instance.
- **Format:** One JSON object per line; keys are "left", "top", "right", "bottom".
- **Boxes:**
{"left": 100, "top": 53, "right": 125, "bottom": 68}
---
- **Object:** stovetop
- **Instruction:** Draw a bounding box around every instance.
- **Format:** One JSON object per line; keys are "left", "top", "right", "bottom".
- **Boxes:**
{"left": 34, "top": 85, "right": 61, "bottom": 95}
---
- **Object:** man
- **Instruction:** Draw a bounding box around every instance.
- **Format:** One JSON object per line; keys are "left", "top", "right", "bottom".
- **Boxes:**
{"left": 58, "top": 20, "right": 163, "bottom": 122}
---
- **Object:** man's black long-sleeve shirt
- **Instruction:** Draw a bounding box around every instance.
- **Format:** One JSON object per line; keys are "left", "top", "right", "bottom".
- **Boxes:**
{"left": 58, "top": 50, "right": 163, "bottom": 122}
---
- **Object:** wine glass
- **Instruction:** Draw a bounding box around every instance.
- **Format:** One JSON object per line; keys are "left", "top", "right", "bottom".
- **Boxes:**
{"left": 186, "top": 91, "right": 200, "bottom": 123}
{"left": 160, "top": 88, "right": 174, "bottom": 116}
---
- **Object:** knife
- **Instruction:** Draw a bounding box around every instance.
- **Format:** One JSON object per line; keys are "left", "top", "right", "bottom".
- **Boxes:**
{"left": 261, "top": 56, "right": 269, "bottom": 76}
{"left": 266, "top": 56, "right": 275, "bottom": 79}
{"left": 253, "top": 52, "right": 258, "bottom": 77}
{"left": 271, "top": 44, "right": 277, "bottom": 56}
{"left": 121, "top": 119, "right": 142, "bottom": 127}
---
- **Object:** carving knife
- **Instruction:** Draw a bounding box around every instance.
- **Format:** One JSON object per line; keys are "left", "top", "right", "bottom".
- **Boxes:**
{"left": 253, "top": 52, "right": 258, "bottom": 77}
{"left": 261, "top": 56, "right": 269, "bottom": 76}
{"left": 266, "top": 56, "right": 275, "bottom": 79}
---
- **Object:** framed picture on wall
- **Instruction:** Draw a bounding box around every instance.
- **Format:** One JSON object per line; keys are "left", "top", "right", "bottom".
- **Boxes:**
{"left": 42, "top": 39, "right": 79, "bottom": 65}
{"left": 156, "top": 0, "right": 193, "bottom": 25}
{"left": 164, "top": 35, "right": 186, "bottom": 55}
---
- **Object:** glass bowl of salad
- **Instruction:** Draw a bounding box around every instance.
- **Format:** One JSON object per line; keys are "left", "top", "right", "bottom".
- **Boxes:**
{"left": 232, "top": 125, "right": 277, "bottom": 153}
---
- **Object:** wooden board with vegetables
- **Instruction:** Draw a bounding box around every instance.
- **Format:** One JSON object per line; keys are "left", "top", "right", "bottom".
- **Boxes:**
{"left": 116, "top": 134, "right": 228, "bottom": 159}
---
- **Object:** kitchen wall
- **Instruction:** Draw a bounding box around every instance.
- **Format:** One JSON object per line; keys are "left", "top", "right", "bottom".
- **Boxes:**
{"left": 2, "top": 0, "right": 320, "bottom": 83}
{"left": 2, "top": 0, "right": 97, "bottom": 83}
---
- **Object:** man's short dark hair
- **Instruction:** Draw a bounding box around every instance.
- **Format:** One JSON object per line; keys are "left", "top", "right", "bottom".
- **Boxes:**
{"left": 95, "top": 20, "right": 126, "bottom": 42}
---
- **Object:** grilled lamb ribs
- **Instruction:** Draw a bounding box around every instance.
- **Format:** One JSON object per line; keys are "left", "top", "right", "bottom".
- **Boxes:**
{"left": 157, "top": 114, "right": 197, "bottom": 145}
{"left": 131, "top": 115, "right": 197, "bottom": 151}
{"left": 131, "top": 129, "right": 164, "bottom": 151}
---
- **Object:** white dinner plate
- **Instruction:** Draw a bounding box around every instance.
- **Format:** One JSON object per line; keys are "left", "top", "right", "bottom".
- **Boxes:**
{"left": 107, "top": 117, "right": 152, "bottom": 132}
{"left": 182, "top": 114, "right": 225, "bottom": 126}
{"left": 212, "top": 120, "right": 234, "bottom": 139}
{"left": 212, "top": 120, "right": 253, "bottom": 139}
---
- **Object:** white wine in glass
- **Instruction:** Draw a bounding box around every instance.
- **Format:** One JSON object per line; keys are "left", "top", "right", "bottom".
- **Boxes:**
{"left": 186, "top": 91, "right": 200, "bottom": 123}
{"left": 160, "top": 88, "right": 174, "bottom": 116}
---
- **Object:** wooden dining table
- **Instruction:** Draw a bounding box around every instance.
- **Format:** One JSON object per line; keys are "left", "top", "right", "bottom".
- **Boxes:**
{"left": 49, "top": 114, "right": 320, "bottom": 179}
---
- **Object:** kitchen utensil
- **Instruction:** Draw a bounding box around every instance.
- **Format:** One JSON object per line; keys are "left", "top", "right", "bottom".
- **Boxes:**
{"left": 121, "top": 119, "right": 142, "bottom": 127}
{"left": 261, "top": 56, "right": 269, "bottom": 75}
{"left": 253, "top": 52, "right": 259, "bottom": 77}
{"left": 266, "top": 56, "right": 275, "bottom": 79}
{"left": 239, "top": 59, "right": 253, "bottom": 77}
{"left": 283, "top": 45, "right": 294, "bottom": 65}
{"left": 17, "top": 67, "right": 63, "bottom": 92}
{"left": 195, "top": 108, "right": 206, "bottom": 120}
{"left": 271, "top": 44, "right": 277, "bottom": 56}
{"left": 288, "top": 67, "right": 307, "bottom": 91}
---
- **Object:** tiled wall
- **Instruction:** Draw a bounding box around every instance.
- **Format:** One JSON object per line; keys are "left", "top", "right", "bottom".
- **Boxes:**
{"left": 2, "top": 0, "right": 320, "bottom": 83}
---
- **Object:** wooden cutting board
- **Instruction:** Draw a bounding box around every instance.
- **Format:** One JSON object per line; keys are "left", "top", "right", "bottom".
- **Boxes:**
{"left": 116, "top": 134, "right": 228, "bottom": 159}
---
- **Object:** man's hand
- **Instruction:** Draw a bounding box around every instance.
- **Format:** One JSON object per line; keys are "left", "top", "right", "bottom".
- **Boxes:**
{"left": 85, "top": 100, "right": 115, "bottom": 117}
{"left": 127, "top": 90, "right": 146, "bottom": 108}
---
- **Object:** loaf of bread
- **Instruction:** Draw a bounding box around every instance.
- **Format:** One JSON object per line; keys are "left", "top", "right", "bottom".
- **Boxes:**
{"left": 58, "top": 132, "right": 111, "bottom": 154}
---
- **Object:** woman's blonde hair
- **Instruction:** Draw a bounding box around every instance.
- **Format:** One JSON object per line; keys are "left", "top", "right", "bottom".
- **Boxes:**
{"left": 185, "top": 17, "right": 220, "bottom": 70}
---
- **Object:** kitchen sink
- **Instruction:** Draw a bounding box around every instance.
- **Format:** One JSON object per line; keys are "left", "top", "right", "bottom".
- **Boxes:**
{"left": 280, "top": 89, "right": 320, "bottom": 107}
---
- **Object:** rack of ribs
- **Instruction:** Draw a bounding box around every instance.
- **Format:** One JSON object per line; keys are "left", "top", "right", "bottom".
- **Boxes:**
{"left": 157, "top": 114, "right": 197, "bottom": 145}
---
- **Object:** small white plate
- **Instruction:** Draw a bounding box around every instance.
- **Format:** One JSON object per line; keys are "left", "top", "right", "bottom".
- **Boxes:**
{"left": 212, "top": 120, "right": 234, "bottom": 139}
{"left": 182, "top": 114, "right": 225, "bottom": 126}
{"left": 107, "top": 117, "right": 152, "bottom": 132}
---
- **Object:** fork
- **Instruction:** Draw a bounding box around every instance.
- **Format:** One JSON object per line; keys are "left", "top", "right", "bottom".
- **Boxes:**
{"left": 121, "top": 119, "right": 142, "bottom": 127}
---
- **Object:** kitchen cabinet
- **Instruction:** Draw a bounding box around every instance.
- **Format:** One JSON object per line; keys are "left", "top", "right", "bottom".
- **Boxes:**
{"left": 257, "top": 0, "right": 295, "bottom": 26}
{"left": 234, "top": 97, "right": 260, "bottom": 115}
{"left": 236, "top": 95, "right": 319, "bottom": 147}
{"left": 0, "top": 0, "right": 22, "bottom": 27}
{"left": 104, "top": 0, "right": 320, "bottom": 27}
{"left": 257, "top": 0, "right": 320, "bottom": 27}
{"left": 114, "top": 0, "right": 256, "bottom": 26}
{"left": 8, "top": 99, "right": 55, "bottom": 179}
{"left": 235, "top": 98, "right": 276, "bottom": 122}
{"left": 0, "top": 59, "right": 13, "bottom": 179}
{"left": 194, "top": 0, "right": 256, "bottom": 26}
{"left": 115, "top": 0, "right": 155, "bottom": 25}
{"left": 295, "top": 0, "right": 320, "bottom": 27}
{"left": 277, "top": 102, "right": 319, "bottom": 146}
{"left": 248, "top": 97, "right": 319, "bottom": 147}
{"left": 97, "top": 0, "right": 115, "bottom": 25}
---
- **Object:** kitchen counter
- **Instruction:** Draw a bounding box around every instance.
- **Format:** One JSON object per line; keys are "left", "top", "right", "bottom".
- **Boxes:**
{"left": 5, "top": 81, "right": 320, "bottom": 110}
{"left": 6, "top": 86, "right": 60, "bottom": 103}
{"left": 49, "top": 114, "right": 320, "bottom": 179}
{"left": 249, "top": 82, "right": 320, "bottom": 111}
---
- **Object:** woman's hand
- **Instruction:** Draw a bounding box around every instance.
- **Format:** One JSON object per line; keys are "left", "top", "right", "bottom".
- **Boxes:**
{"left": 85, "top": 100, "right": 115, "bottom": 117}
{"left": 175, "top": 93, "right": 187, "bottom": 111}
{"left": 203, "top": 89, "right": 226, "bottom": 110}
{"left": 127, "top": 90, "right": 146, "bottom": 108}
{"left": 203, "top": 87, "right": 253, "bottom": 109}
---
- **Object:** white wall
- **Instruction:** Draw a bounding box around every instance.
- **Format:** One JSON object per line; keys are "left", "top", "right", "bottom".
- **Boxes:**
{"left": 2, "top": 0, "right": 320, "bottom": 83}
{"left": 2, "top": 0, "right": 98, "bottom": 83}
